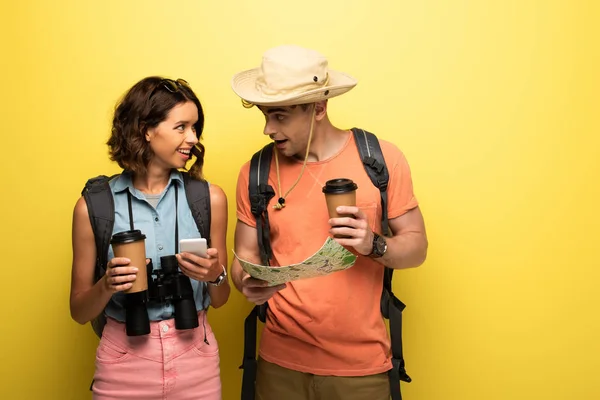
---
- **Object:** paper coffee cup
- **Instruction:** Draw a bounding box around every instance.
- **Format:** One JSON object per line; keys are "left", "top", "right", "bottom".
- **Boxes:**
{"left": 322, "top": 179, "right": 358, "bottom": 238}
{"left": 110, "top": 230, "right": 148, "bottom": 294}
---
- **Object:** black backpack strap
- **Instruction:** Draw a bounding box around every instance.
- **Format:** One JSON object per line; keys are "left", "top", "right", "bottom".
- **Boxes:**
{"left": 240, "top": 144, "right": 275, "bottom": 400}
{"left": 382, "top": 268, "right": 412, "bottom": 388}
{"left": 240, "top": 306, "right": 259, "bottom": 400}
{"left": 81, "top": 174, "right": 118, "bottom": 338}
{"left": 351, "top": 128, "right": 391, "bottom": 236}
{"left": 181, "top": 172, "right": 212, "bottom": 306}
{"left": 181, "top": 172, "right": 212, "bottom": 246}
{"left": 352, "top": 128, "right": 411, "bottom": 400}
{"left": 249, "top": 143, "right": 276, "bottom": 266}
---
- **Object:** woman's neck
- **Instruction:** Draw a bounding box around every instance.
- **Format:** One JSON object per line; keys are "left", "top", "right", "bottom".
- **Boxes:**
{"left": 132, "top": 166, "right": 172, "bottom": 194}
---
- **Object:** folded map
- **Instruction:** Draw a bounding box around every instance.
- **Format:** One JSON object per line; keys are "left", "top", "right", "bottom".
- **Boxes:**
{"left": 234, "top": 237, "right": 357, "bottom": 286}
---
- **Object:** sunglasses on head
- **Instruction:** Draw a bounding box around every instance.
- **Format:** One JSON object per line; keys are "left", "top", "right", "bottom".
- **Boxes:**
{"left": 150, "top": 78, "right": 191, "bottom": 98}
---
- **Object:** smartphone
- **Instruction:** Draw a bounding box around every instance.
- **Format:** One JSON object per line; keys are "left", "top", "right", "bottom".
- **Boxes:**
{"left": 179, "top": 238, "right": 208, "bottom": 258}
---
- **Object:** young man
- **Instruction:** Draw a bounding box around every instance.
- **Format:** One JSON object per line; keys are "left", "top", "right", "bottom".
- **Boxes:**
{"left": 230, "top": 45, "right": 428, "bottom": 400}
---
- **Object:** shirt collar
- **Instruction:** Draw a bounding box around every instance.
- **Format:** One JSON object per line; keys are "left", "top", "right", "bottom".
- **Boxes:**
{"left": 113, "top": 170, "right": 183, "bottom": 194}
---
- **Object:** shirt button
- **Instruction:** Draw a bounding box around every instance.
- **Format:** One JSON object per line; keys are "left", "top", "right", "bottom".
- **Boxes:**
{"left": 162, "top": 325, "right": 169, "bottom": 333}
{"left": 155, "top": 217, "right": 159, "bottom": 222}
{"left": 158, "top": 245, "right": 163, "bottom": 250}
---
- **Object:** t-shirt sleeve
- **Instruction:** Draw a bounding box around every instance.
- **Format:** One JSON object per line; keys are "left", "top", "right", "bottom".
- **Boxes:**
{"left": 236, "top": 161, "right": 257, "bottom": 228}
{"left": 384, "top": 143, "right": 419, "bottom": 220}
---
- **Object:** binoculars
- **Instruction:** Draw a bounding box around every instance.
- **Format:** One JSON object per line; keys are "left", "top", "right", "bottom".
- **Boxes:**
{"left": 124, "top": 255, "right": 199, "bottom": 336}
{"left": 111, "top": 230, "right": 199, "bottom": 336}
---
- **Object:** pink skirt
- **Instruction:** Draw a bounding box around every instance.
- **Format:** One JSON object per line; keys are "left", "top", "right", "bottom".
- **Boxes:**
{"left": 92, "top": 311, "right": 221, "bottom": 400}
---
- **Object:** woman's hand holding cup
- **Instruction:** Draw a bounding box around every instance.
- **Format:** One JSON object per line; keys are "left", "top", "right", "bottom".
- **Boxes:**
{"left": 103, "top": 257, "right": 139, "bottom": 294}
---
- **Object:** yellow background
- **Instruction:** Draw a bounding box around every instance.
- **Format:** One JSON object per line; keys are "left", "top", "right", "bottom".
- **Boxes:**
{"left": 1, "top": 1, "right": 598, "bottom": 399}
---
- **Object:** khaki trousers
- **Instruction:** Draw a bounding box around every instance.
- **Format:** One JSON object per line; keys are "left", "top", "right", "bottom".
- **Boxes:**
{"left": 256, "top": 357, "right": 390, "bottom": 400}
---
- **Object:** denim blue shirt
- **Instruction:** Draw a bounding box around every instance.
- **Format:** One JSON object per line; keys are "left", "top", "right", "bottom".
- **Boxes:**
{"left": 104, "top": 170, "right": 210, "bottom": 322}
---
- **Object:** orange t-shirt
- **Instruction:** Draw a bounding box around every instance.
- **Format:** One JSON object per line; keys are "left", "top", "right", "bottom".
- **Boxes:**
{"left": 236, "top": 132, "right": 418, "bottom": 376}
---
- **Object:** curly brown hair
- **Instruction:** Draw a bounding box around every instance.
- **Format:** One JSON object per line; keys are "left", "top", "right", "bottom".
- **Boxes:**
{"left": 107, "top": 76, "right": 206, "bottom": 179}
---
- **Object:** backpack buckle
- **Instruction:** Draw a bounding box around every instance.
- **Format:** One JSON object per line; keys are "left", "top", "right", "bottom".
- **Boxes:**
{"left": 364, "top": 156, "right": 385, "bottom": 174}
{"left": 250, "top": 184, "right": 275, "bottom": 216}
{"left": 377, "top": 179, "right": 388, "bottom": 192}
{"left": 392, "top": 357, "right": 412, "bottom": 383}
{"left": 250, "top": 194, "right": 267, "bottom": 216}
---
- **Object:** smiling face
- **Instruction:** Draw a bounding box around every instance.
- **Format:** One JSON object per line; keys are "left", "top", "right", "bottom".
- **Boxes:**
{"left": 259, "top": 104, "right": 314, "bottom": 158}
{"left": 145, "top": 101, "right": 199, "bottom": 171}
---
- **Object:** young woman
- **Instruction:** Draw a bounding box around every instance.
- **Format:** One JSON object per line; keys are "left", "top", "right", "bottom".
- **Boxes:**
{"left": 70, "top": 76, "right": 229, "bottom": 399}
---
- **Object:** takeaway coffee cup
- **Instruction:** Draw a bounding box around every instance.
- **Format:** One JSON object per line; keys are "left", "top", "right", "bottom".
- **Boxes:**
{"left": 110, "top": 229, "right": 150, "bottom": 336}
{"left": 322, "top": 178, "right": 358, "bottom": 238}
{"left": 111, "top": 230, "right": 148, "bottom": 294}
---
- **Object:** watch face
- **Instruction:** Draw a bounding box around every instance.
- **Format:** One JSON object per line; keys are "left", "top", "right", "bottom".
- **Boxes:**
{"left": 376, "top": 236, "right": 386, "bottom": 254}
{"left": 372, "top": 233, "right": 387, "bottom": 257}
{"left": 210, "top": 269, "right": 227, "bottom": 286}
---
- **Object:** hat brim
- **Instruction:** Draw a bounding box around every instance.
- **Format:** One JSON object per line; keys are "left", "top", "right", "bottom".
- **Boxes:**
{"left": 231, "top": 68, "right": 357, "bottom": 107}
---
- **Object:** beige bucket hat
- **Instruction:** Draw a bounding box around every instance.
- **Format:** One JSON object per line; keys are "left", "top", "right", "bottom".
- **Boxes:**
{"left": 231, "top": 45, "right": 357, "bottom": 107}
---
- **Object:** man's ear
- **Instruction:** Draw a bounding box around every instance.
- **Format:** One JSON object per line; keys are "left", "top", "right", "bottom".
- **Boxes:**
{"left": 314, "top": 100, "right": 328, "bottom": 121}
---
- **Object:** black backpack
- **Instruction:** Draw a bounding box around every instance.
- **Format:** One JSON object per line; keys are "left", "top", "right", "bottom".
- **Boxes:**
{"left": 240, "top": 128, "right": 411, "bottom": 400}
{"left": 81, "top": 171, "right": 212, "bottom": 338}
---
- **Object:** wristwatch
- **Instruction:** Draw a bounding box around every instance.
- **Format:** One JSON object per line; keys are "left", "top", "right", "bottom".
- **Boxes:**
{"left": 209, "top": 265, "right": 227, "bottom": 286}
{"left": 369, "top": 232, "right": 388, "bottom": 258}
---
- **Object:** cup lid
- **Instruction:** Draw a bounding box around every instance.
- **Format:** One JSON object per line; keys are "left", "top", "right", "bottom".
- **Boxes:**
{"left": 110, "top": 230, "right": 146, "bottom": 244}
{"left": 322, "top": 178, "right": 358, "bottom": 194}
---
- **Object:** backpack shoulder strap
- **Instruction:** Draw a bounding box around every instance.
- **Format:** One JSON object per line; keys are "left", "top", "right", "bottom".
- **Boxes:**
{"left": 181, "top": 172, "right": 212, "bottom": 247}
{"left": 351, "top": 127, "right": 391, "bottom": 235}
{"left": 248, "top": 143, "right": 276, "bottom": 266}
{"left": 240, "top": 144, "right": 275, "bottom": 400}
{"left": 81, "top": 174, "right": 119, "bottom": 338}
{"left": 82, "top": 175, "right": 118, "bottom": 283}
{"left": 352, "top": 128, "right": 411, "bottom": 399}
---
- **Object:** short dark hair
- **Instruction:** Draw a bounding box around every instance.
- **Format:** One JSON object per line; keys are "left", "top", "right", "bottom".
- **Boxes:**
{"left": 107, "top": 76, "right": 206, "bottom": 179}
